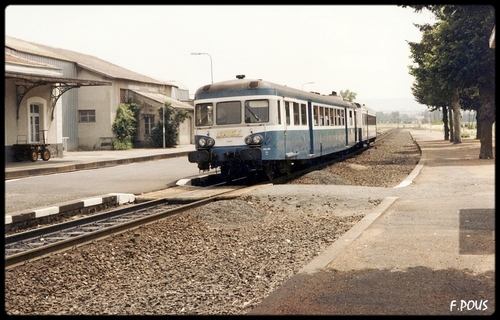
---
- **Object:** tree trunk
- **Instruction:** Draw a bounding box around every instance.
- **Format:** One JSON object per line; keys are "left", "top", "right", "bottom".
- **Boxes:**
{"left": 450, "top": 89, "right": 462, "bottom": 144}
{"left": 476, "top": 108, "right": 482, "bottom": 140}
{"left": 448, "top": 106, "right": 454, "bottom": 142}
{"left": 442, "top": 106, "right": 450, "bottom": 140}
{"left": 477, "top": 85, "right": 495, "bottom": 159}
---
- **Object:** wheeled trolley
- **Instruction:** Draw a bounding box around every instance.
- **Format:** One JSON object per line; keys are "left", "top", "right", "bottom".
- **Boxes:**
{"left": 12, "top": 131, "right": 51, "bottom": 162}
{"left": 12, "top": 144, "right": 51, "bottom": 162}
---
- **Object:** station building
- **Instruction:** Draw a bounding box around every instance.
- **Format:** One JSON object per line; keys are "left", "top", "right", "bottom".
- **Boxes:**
{"left": 5, "top": 36, "right": 194, "bottom": 163}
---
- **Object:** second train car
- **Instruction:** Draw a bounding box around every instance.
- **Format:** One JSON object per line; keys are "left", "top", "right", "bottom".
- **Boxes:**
{"left": 188, "top": 75, "right": 377, "bottom": 180}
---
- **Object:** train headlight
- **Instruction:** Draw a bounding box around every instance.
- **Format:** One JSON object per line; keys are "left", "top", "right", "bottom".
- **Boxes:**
{"left": 252, "top": 135, "right": 262, "bottom": 144}
{"left": 198, "top": 138, "right": 207, "bottom": 147}
{"left": 244, "top": 134, "right": 262, "bottom": 145}
{"left": 198, "top": 137, "right": 215, "bottom": 148}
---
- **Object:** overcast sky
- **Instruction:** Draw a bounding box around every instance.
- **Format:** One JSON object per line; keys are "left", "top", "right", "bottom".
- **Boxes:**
{"left": 5, "top": 5, "right": 436, "bottom": 114}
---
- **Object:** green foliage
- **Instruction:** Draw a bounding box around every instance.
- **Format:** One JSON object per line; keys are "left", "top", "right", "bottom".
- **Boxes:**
{"left": 112, "top": 139, "right": 132, "bottom": 150}
{"left": 339, "top": 89, "right": 357, "bottom": 102}
{"left": 112, "top": 103, "right": 139, "bottom": 150}
{"left": 150, "top": 102, "right": 190, "bottom": 148}
{"left": 407, "top": 5, "right": 495, "bottom": 109}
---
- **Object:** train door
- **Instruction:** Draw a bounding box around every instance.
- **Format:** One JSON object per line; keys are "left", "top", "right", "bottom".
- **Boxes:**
{"left": 364, "top": 110, "right": 369, "bottom": 145}
{"left": 344, "top": 107, "right": 349, "bottom": 146}
{"left": 354, "top": 109, "right": 358, "bottom": 142}
{"left": 307, "top": 101, "right": 314, "bottom": 155}
{"left": 283, "top": 100, "right": 291, "bottom": 154}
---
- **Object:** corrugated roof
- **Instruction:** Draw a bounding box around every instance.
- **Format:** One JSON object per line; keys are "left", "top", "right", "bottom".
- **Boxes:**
{"left": 130, "top": 90, "right": 193, "bottom": 111}
{"left": 5, "top": 52, "right": 60, "bottom": 68}
{"left": 5, "top": 35, "right": 167, "bottom": 85}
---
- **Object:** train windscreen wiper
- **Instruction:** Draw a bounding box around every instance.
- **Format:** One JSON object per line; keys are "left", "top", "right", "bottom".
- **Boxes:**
{"left": 245, "top": 106, "right": 260, "bottom": 122}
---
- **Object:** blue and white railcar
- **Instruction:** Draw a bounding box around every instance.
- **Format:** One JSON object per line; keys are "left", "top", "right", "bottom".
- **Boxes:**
{"left": 188, "top": 75, "right": 376, "bottom": 179}
{"left": 354, "top": 103, "right": 377, "bottom": 146}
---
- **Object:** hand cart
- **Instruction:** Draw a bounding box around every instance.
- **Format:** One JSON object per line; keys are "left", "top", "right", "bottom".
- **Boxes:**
{"left": 12, "top": 132, "right": 51, "bottom": 162}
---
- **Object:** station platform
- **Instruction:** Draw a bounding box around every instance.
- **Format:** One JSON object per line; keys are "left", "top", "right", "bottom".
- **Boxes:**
{"left": 248, "top": 130, "right": 495, "bottom": 315}
{"left": 5, "top": 144, "right": 195, "bottom": 181}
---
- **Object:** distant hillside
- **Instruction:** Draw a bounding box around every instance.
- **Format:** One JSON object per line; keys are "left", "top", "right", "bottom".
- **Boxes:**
{"left": 361, "top": 97, "right": 428, "bottom": 116}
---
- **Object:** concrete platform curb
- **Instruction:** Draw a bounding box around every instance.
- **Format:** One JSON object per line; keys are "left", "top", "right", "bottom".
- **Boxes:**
{"left": 5, "top": 193, "right": 136, "bottom": 227}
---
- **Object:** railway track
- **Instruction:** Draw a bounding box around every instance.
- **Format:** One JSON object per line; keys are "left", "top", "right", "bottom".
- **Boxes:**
{"left": 4, "top": 184, "right": 254, "bottom": 270}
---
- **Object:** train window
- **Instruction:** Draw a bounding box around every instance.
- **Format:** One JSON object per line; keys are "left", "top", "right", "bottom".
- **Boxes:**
{"left": 313, "top": 105, "right": 319, "bottom": 126}
{"left": 245, "top": 99, "right": 269, "bottom": 123}
{"left": 349, "top": 110, "right": 353, "bottom": 126}
{"left": 300, "top": 103, "right": 307, "bottom": 125}
{"left": 216, "top": 101, "right": 241, "bottom": 125}
{"left": 329, "top": 108, "right": 334, "bottom": 126}
{"left": 195, "top": 103, "right": 213, "bottom": 126}
{"left": 341, "top": 109, "right": 345, "bottom": 126}
{"left": 319, "top": 106, "right": 325, "bottom": 126}
{"left": 368, "top": 114, "right": 376, "bottom": 125}
{"left": 293, "top": 102, "right": 300, "bottom": 125}
{"left": 285, "top": 101, "right": 291, "bottom": 125}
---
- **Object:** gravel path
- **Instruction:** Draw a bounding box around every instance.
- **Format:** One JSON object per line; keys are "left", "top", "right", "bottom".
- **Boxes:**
{"left": 5, "top": 128, "right": 421, "bottom": 315}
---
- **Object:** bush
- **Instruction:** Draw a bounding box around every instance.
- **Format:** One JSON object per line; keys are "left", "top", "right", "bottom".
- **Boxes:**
{"left": 150, "top": 102, "right": 190, "bottom": 148}
{"left": 112, "top": 103, "right": 139, "bottom": 150}
{"left": 112, "top": 139, "right": 132, "bottom": 150}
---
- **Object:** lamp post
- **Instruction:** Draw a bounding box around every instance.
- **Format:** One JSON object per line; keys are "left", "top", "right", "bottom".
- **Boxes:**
{"left": 191, "top": 52, "right": 213, "bottom": 83}
{"left": 302, "top": 82, "right": 314, "bottom": 91}
{"left": 162, "top": 82, "right": 165, "bottom": 148}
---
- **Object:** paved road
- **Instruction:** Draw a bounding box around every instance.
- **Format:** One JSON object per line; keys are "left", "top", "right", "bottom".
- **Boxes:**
{"left": 5, "top": 155, "right": 202, "bottom": 214}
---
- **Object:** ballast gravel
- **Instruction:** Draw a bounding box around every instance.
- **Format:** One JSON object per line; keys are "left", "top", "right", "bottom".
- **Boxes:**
{"left": 5, "top": 128, "right": 421, "bottom": 315}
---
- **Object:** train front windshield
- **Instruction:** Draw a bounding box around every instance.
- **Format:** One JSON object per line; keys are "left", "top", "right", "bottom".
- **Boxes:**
{"left": 195, "top": 99, "right": 269, "bottom": 127}
{"left": 245, "top": 99, "right": 269, "bottom": 123}
{"left": 195, "top": 103, "right": 213, "bottom": 126}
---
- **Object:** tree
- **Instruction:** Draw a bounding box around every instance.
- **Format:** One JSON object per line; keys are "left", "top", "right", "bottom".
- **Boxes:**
{"left": 404, "top": 5, "right": 495, "bottom": 158}
{"left": 408, "top": 25, "right": 452, "bottom": 140}
{"left": 339, "top": 89, "right": 357, "bottom": 102}
{"left": 150, "top": 102, "right": 190, "bottom": 148}
{"left": 112, "top": 103, "right": 139, "bottom": 150}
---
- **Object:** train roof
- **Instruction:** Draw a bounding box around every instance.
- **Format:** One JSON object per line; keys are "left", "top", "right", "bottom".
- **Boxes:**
{"left": 194, "top": 77, "right": 357, "bottom": 109}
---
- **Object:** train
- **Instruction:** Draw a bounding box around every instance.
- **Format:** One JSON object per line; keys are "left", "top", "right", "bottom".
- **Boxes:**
{"left": 188, "top": 75, "right": 377, "bottom": 180}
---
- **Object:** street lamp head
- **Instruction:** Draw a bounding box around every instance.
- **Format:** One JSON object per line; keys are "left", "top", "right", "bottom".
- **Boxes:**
{"left": 191, "top": 52, "right": 213, "bottom": 84}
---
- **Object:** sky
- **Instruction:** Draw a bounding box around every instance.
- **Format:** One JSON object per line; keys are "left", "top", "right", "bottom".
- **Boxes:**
{"left": 5, "top": 5, "right": 437, "bottom": 115}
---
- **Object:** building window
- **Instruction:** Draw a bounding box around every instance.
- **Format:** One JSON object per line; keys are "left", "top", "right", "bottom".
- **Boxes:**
{"left": 144, "top": 115, "right": 154, "bottom": 135}
{"left": 120, "top": 89, "right": 128, "bottom": 103}
{"left": 79, "top": 110, "right": 96, "bottom": 123}
{"left": 29, "top": 103, "right": 41, "bottom": 142}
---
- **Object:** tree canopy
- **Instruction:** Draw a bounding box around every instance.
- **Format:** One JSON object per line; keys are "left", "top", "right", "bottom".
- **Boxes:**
{"left": 339, "top": 89, "right": 357, "bottom": 102}
{"left": 404, "top": 5, "right": 495, "bottom": 158}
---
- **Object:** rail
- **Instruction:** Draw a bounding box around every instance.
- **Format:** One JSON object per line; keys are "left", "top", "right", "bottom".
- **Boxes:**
{"left": 5, "top": 185, "right": 249, "bottom": 270}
